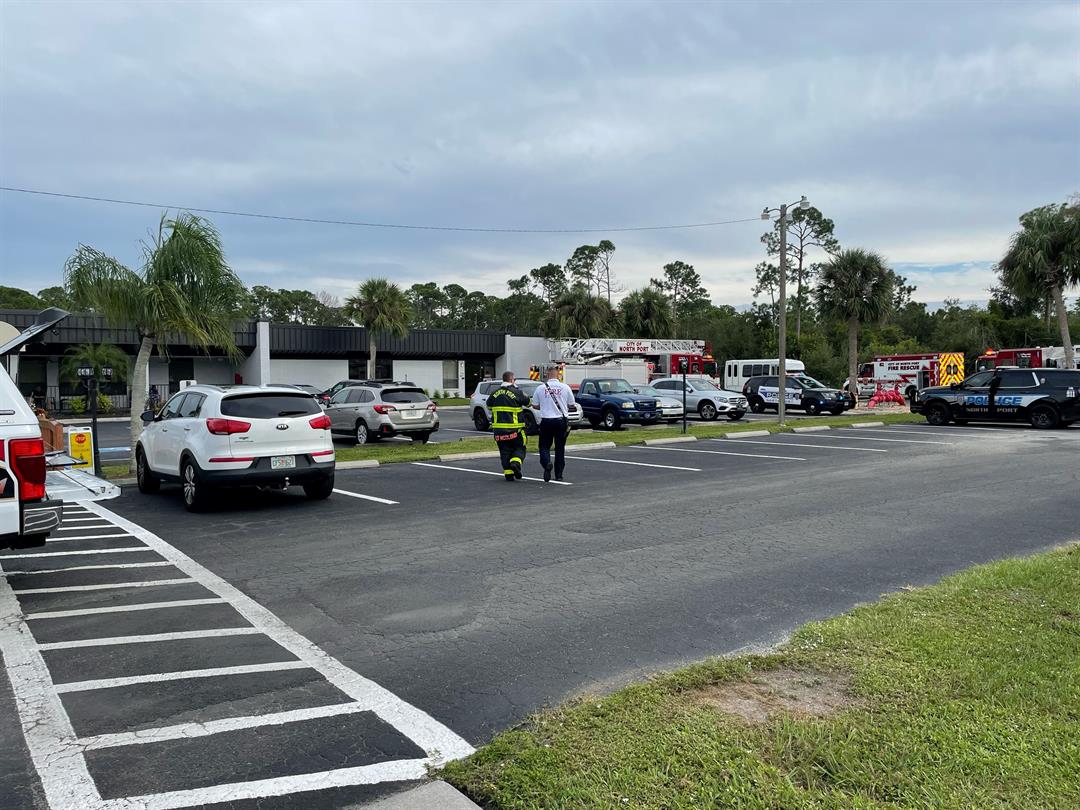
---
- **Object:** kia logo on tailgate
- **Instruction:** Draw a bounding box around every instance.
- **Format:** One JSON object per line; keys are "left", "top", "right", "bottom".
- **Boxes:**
{"left": 276, "top": 423, "right": 289, "bottom": 430}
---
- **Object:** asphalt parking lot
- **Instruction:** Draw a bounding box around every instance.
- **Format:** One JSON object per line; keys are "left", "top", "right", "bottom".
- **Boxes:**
{"left": 4, "top": 422, "right": 1079, "bottom": 809}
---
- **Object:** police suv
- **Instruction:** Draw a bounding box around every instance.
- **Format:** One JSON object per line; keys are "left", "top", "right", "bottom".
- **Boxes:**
{"left": 911, "top": 367, "right": 1080, "bottom": 428}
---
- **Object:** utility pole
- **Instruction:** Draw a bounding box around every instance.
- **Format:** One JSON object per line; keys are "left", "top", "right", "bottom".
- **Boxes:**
{"left": 777, "top": 203, "right": 788, "bottom": 427}
{"left": 762, "top": 196, "right": 808, "bottom": 428}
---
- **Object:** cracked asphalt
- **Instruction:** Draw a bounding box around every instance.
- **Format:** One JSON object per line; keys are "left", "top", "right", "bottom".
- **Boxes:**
{"left": 2, "top": 422, "right": 1079, "bottom": 809}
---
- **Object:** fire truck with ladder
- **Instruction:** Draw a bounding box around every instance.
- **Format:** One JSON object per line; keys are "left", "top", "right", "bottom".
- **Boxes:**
{"left": 530, "top": 338, "right": 712, "bottom": 389}
{"left": 850, "top": 352, "right": 966, "bottom": 400}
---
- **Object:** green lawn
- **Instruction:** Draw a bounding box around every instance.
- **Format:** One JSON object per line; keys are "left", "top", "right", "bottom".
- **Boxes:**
{"left": 442, "top": 545, "right": 1080, "bottom": 809}
{"left": 332, "top": 411, "right": 924, "bottom": 464}
{"left": 434, "top": 397, "right": 471, "bottom": 406}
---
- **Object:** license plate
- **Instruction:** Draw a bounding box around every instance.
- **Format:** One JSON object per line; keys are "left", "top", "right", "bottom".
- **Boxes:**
{"left": 401, "top": 410, "right": 421, "bottom": 420}
{"left": 270, "top": 456, "right": 296, "bottom": 470}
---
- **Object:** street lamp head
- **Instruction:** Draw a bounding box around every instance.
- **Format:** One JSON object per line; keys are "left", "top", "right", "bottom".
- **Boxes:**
{"left": 760, "top": 208, "right": 771, "bottom": 220}
{"left": 799, "top": 195, "right": 810, "bottom": 210}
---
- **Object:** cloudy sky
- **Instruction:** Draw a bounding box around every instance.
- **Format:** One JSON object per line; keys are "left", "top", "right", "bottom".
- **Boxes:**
{"left": 1, "top": 0, "right": 1077, "bottom": 308}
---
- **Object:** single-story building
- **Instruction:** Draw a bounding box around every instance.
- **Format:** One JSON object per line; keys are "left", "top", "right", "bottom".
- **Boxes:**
{"left": 0, "top": 309, "right": 553, "bottom": 413}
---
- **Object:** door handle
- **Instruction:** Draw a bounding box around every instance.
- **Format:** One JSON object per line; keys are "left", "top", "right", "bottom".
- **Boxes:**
{"left": 184, "top": 427, "right": 191, "bottom": 431}
{"left": 161, "top": 427, "right": 168, "bottom": 432}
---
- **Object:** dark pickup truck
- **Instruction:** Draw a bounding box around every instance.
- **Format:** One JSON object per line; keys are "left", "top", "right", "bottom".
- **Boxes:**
{"left": 575, "top": 378, "right": 661, "bottom": 430}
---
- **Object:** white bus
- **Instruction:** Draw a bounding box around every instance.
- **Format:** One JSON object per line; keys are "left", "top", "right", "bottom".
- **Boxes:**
{"left": 723, "top": 358, "right": 806, "bottom": 393}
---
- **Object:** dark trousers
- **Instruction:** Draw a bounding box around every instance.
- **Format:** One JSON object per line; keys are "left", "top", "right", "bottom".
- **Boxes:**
{"left": 494, "top": 429, "right": 526, "bottom": 475}
{"left": 538, "top": 418, "right": 568, "bottom": 477}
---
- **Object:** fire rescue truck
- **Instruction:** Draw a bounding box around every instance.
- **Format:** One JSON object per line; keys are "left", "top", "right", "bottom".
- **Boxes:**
{"left": 975, "top": 346, "right": 1067, "bottom": 372}
{"left": 550, "top": 338, "right": 711, "bottom": 386}
{"left": 849, "top": 352, "right": 965, "bottom": 400}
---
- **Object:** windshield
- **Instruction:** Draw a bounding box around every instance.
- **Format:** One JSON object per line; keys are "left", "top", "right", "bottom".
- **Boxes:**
{"left": 517, "top": 382, "right": 540, "bottom": 395}
{"left": 598, "top": 379, "right": 635, "bottom": 394}
{"left": 691, "top": 379, "right": 720, "bottom": 390}
{"left": 635, "top": 386, "right": 661, "bottom": 396}
{"left": 381, "top": 389, "right": 430, "bottom": 404}
{"left": 220, "top": 393, "right": 320, "bottom": 418}
{"left": 795, "top": 375, "right": 828, "bottom": 389}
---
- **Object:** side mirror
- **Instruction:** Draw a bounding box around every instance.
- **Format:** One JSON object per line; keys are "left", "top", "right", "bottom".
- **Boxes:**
{"left": 140, "top": 409, "right": 156, "bottom": 423}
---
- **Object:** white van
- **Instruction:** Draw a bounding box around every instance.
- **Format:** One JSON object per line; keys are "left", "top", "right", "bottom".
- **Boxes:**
{"left": 2, "top": 309, "right": 118, "bottom": 549}
{"left": 723, "top": 358, "right": 806, "bottom": 393}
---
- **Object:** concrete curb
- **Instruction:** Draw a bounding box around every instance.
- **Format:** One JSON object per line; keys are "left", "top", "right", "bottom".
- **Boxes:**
{"left": 564, "top": 441, "right": 617, "bottom": 451}
{"left": 792, "top": 425, "right": 832, "bottom": 433}
{"left": 358, "top": 780, "right": 480, "bottom": 809}
{"left": 642, "top": 436, "right": 698, "bottom": 446}
{"left": 722, "top": 430, "right": 771, "bottom": 438}
{"left": 851, "top": 421, "right": 885, "bottom": 428}
{"left": 336, "top": 459, "right": 380, "bottom": 470}
{"left": 439, "top": 450, "right": 500, "bottom": 461}
{"left": 435, "top": 404, "right": 470, "bottom": 411}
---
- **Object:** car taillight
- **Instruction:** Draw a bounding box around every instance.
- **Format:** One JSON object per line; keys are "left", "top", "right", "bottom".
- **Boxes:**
{"left": 205, "top": 418, "right": 252, "bottom": 435}
{"left": 372, "top": 404, "right": 397, "bottom": 414}
{"left": 7, "top": 438, "right": 47, "bottom": 501}
{"left": 308, "top": 414, "right": 332, "bottom": 430}
{"left": 427, "top": 403, "right": 437, "bottom": 412}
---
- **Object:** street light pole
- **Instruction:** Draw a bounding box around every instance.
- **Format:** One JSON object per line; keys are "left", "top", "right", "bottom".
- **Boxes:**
{"left": 762, "top": 196, "right": 808, "bottom": 428}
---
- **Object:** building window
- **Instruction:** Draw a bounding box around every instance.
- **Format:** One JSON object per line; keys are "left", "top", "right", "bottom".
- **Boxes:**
{"left": 442, "top": 359, "right": 458, "bottom": 390}
{"left": 348, "top": 357, "right": 394, "bottom": 380}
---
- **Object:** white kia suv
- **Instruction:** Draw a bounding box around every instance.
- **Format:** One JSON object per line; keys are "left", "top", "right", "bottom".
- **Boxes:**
{"left": 136, "top": 384, "right": 335, "bottom": 510}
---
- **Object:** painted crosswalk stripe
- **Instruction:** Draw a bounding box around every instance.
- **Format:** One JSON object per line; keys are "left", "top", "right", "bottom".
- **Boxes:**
{"left": 25, "top": 598, "right": 227, "bottom": 620}
{"left": 53, "top": 660, "right": 313, "bottom": 693}
{"left": 411, "top": 461, "right": 572, "bottom": 484}
{"left": 0, "top": 547, "right": 151, "bottom": 559}
{"left": 710, "top": 438, "right": 886, "bottom": 453}
{"left": 564, "top": 455, "right": 701, "bottom": 471}
{"left": 46, "top": 533, "right": 133, "bottom": 543}
{"left": 37, "top": 626, "right": 261, "bottom": 651}
{"left": 13, "top": 577, "right": 193, "bottom": 595}
{"left": 332, "top": 488, "right": 399, "bottom": 505}
{"left": 78, "top": 701, "right": 369, "bottom": 750}
{"left": 644, "top": 445, "right": 807, "bottom": 461}
{"left": 0, "top": 561, "right": 171, "bottom": 576}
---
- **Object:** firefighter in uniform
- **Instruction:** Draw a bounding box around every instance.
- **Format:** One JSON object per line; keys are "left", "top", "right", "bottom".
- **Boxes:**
{"left": 487, "top": 371, "right": 530, "bottom": 481}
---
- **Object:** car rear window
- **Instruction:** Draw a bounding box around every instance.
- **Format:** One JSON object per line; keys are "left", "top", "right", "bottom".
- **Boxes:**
{"left": 381, "top": 389, "right": 429, "bottom": 404}
{"left": 220, "top": 393, "right": 321, "bottom": 418}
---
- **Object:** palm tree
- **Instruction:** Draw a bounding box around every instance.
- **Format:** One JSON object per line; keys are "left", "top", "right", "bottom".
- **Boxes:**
{"left": 542, "top": 286, "right": 615, "bottom": 338}
{"left": 999, "top": 203, "right": 1080, "bottom": 369}
{"left": 344, "top": 279, "right": 413, "bottom": 378}
{"left": 815, "top": 249, "right": 895, "bottom": 400}
{"left": 619, "top": 287, "right": 674, "bottom": 338}
{"left": 64, "top": 213, "right": 245, "bottom": 468}
{"left": 62, "top": 342, "right": 130, "bottom": 382}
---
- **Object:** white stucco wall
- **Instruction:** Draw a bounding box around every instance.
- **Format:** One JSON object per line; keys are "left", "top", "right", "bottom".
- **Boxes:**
{"left": 267, "top": 359, "right": 348, "bottom": 390}
{"left": 392, "top": 360, "right": 445, "bottom": 394}
{"left": 498, "top": 335, "right": 552, "bottom": 376}
{"left": 237, "top": 321, "right": 271, "bottom": 385}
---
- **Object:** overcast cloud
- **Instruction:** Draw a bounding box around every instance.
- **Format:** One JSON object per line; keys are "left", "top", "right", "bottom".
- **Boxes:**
{"left": 1, "top": 0, "right": 1077, "bottom": 307}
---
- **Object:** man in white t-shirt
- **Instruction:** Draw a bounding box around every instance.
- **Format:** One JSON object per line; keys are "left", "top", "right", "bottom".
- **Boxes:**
{"left": 530, "top": 366, "right": 575, "bottom": 482}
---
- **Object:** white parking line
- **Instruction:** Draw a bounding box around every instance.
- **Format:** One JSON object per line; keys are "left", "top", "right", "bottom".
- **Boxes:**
{"left": 56, "top": 518, "right": 114, "bottom": 524}
{"left": 411, "top": 461, "right": 572, "bottom": 484}
{"left": 78, "top": 701, "right": 368, "bottom": 751}
{"left": 25, "top": 598, "right": 227, "bottom": 620}
{"left": 642, "top": 445, "right": 807, "bottom": 461}
{"left": 46, "top": 533, "right": 133, "bottom": 543}
{"left": 823, "top": 433, "right": 953, "bottom": 445}
{"left": 54, "top": 661, "right": 313, "bottom": 693}
{"left": 1, "top": 561, "right": 171, "bottom": 576}
{"left": 442, "top": 428, "right": 486, "bottom": 433}
{"left": 709, "top": 438, "right": 887, "bottom": 453}
{"left": 564, "top": 455, "right": 702, "bottom": 471}
{"left": 37, "top": 626, "right": 261, "bottom": 651}
{"left": 332, "top": 488, "right": 399, "bottom": 505}
{"left": 100, "top": 759, "right": 432, "bottom": 810}
{"left": 0, "top": 547, "right": 150, "bottom": 559}
{"left": 13, "top": 578, "right": 193, "bottom": 595}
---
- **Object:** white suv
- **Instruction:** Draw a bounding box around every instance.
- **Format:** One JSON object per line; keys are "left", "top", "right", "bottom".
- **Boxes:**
{"left": 649, "top": 376, "right": 748, "bottom": 421}
{"left": 470, "top": 379, "right": 583, "bottom": 432}
{"left": 136, "top": 384, "right": 335, "bottom": 511}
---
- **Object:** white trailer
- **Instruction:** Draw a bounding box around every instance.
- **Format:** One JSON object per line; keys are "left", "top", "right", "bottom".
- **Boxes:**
{"left": 722, "top": 358, "right": 805, "bottom": 393}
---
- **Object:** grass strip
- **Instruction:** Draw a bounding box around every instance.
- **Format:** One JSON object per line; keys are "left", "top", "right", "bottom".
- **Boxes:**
{"left": 332, "top": 411, "right": 924, "bottom": 465}
{"left": 441, "top": 545, "right": 1080, "bottom": 809}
